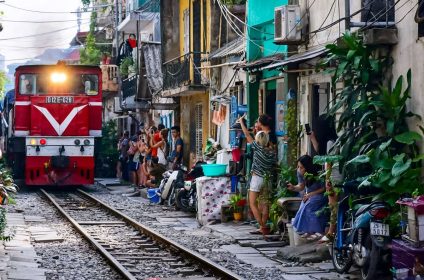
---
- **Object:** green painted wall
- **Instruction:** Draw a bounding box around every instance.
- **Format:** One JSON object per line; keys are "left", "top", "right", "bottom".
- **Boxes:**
{"left": 245, "top": 0, "right": 288, "bottom": 126}
{"left": 246, "top": 0, "right": 287, "bottom": 62}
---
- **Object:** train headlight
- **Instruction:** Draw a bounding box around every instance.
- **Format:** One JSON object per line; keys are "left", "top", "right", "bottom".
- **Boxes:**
{"left": 83, "top": 139, "right": 90, "bottom": 146}
{"left": 39, "top": 138, "right": 47, "bottom": 146}
{"left": 30, "top": 138, "right": 37, "bottom": 146}
{"left": 74, "top": 139, "right": 80, "bottom": 146}
{"left": 51, "top": 72, "right": 67, "bottom": 83}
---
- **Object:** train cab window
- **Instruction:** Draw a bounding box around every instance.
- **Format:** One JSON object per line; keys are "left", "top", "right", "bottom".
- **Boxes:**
{"left": 19, "top": 74, "right": 37, "bottom": 95}
{"left": 74, "top": 74, "right": 99, "bottom": 95}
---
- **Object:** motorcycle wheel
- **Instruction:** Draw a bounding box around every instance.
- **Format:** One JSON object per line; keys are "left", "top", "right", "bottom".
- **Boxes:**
{"left": 331, "top": 231, "right": 353, "bottom": 273}
{"left": 176, "top": 189, "right": 190, "bottom": 211}
{"left": 361, "top": 234, "right": 379, "bottom": 280}
{"left": 167, "top": 187, "right": 176, "bottom": 207}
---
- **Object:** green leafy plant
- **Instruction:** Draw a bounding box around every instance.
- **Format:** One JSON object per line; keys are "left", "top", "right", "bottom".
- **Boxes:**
{"left": 119, "top": 57, "right": 134, "bottom": 77}
{"left": 80, "top": 12, "right": 102, "bottom": 65}
{"left": 286, "top": 96, "right": 299, "bottom": 166}
{"left": 322, "top": 32, "right": 424, "bottom": 223}
{"left": 229, "top": 194, "right": 246, "bottom": 213}
{"left": 268, "top": 166, "right": 296, "bottom": 232}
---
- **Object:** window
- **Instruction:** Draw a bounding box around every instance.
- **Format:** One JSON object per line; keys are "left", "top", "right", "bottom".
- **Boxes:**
{"left": 183, "top": 9, "right": 190, "bottom": 54}
{"left": 18, "top": 73, "right": 99, "bottom": 95}
{"left": 19, "top": 74, "right": 37, "bottom": 95}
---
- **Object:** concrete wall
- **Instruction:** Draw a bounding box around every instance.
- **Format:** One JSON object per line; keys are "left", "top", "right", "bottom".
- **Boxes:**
{"left": 216, "top": 61, "right": 247, "bottom": 149}
{"left": 160, "top": 0, "right": 180, "bottom": 62}
{"left": 391, "top": 0, "right": 424, "bottom": 139}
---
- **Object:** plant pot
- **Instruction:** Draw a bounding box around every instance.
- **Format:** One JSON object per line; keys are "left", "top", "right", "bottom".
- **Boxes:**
{"left": 261, "top": 226, "right": 271, "bottom": 235}
{"left": 233, "top": 212, "right": 242, "bottom": 221}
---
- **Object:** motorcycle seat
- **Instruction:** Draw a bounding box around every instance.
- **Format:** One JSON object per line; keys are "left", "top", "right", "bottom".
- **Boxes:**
{"left": 355, "top": 201, "right": 387, "bottom": 216}
{"left": 355, "top": 204, "right": 369, "bottom": 216}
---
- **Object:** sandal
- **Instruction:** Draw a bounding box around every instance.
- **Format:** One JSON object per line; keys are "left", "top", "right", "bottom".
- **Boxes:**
{"left": 300, "top": 233, "right": 310, "bottom": 238}
{"left": 306, "top": 233, "right": 323, "bottom": 241}
{"left": 318, "top": 233, "right": 335, "bottom": 243}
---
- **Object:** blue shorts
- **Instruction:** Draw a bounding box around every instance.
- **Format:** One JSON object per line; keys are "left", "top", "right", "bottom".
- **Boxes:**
{"left": 128, "top": 161, "right": 139, "bottom": 171}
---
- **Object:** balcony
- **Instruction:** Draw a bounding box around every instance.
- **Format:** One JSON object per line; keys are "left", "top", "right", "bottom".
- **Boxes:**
{"left": 101, "top": 65, "right": 119, "bottom": 92}
{"left": 162, "top": 53, "right": 204, "bottom": 97}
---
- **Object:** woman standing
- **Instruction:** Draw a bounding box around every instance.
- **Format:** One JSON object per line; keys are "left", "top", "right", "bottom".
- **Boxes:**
{"left": 288, "top": 155, "right": 328, "bottom": 240}
{"left": 238, "top": 115, "right": 276, "bottom": 234}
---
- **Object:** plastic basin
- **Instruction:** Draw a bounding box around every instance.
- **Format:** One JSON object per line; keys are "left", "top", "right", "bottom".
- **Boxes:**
{"left": 201, "top": 164, "right": 227, "bottom": 177}
{"left": 147, "top": 188, "right": 161, "bottom": 204}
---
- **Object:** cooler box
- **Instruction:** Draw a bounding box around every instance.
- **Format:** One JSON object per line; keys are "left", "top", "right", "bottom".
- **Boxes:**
{"left": 392, "top": 239, "right": 424, "bottom": 279}
{"left": 196, "top": 176, "right": 232, "bottom": 225}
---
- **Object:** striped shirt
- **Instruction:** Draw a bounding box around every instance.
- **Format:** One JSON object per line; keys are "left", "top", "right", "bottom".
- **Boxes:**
{"left": 251, "top": 141, "right": 277, "bottom": 177}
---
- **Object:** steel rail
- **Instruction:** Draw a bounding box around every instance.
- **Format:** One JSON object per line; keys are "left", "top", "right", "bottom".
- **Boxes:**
{"left": 40, "top": 189, "right": 137, "bottom": 280}
{"left": 77, "top": 189, "right": 243, "bottom": 280}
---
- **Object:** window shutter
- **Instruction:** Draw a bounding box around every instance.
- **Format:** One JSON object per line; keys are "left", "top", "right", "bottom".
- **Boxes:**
{"left": 195, "top": 103, "right": 203, "bottom": 159}
{"left": 183, "top": 9, "right": 190, "bottom": 55}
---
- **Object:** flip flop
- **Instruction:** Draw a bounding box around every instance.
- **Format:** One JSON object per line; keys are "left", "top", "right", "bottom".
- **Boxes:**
{"left": 306, "top": 233, "right": 323, "bottom": 241}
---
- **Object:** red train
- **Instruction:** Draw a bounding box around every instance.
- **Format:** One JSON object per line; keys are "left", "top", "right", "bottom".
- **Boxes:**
{"left": 7, "top": 63, "right": 102, "bottom": 186}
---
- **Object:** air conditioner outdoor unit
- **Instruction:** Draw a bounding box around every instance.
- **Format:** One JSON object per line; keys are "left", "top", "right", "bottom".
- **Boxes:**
{"left": 274, "top": 5, "right": 302, "bottom": 45}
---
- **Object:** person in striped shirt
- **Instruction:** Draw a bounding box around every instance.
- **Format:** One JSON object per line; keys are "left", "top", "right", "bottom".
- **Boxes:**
{"left": 238, "top": 115, "right": 277, "bottom": 234}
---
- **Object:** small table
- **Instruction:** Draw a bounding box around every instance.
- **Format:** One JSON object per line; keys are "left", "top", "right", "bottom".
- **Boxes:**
{"left": 196, "top": 176, "right": 232, "bottom": 226}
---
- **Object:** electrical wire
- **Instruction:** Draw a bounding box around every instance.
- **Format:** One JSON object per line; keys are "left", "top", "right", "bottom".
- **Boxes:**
{"left": 0, "top": 20, "right": 91, "bottom": 41}
{"left": 0, "top": 15, "right": 110, "bottom": 24}
{"left": 1, "top": 2, "right": 113, "bottom": 14}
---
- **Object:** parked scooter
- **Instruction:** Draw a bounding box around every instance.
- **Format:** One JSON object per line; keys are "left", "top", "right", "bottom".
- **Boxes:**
{"left": 332, "top": 194, "right": 391, "bottom": 280}
{"left": 160, "top": 166, "right": 187, "bottom": 207}
{"left": 175, "top": 161, "right": 205, "bottom": 212}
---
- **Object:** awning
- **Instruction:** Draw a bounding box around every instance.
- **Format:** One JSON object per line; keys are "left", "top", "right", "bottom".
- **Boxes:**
{"left": 208, "top": 37, "right": 245, "bottom": 61}
{"left": 261, "top": 47, "right": 328, "bottom": 71}
{"left": 236, "top": 53, "right": 284, "bottom": 70}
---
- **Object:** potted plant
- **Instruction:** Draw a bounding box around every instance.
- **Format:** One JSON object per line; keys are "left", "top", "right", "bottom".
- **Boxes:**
{"left": 229, "top": 194, "right": 246, "bottom": 221}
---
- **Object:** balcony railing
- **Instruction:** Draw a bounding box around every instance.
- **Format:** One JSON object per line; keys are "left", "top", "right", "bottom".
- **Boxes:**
{"left": 101, "top": 65, "right": 119, "bottom": 92}
{"left": 163, "top": 55, "right": 191, "bottom": 91}
{"left": 122, "top": 75, "right": 137, "bottom": 99}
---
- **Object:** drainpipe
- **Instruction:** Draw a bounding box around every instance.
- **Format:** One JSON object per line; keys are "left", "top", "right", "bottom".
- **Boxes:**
{"left": 345, "top": 0, "right": 350, "bottom": 31}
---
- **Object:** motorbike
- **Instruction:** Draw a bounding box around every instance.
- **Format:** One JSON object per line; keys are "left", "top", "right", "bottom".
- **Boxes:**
{"left": 159, "top": 166, "right": 187, "bottom": 207}
{"left": 175, "top": 161, "right": 205, "bottom": 212}
{"left": 332, "top": 194, "right": 391, "bottom": 280}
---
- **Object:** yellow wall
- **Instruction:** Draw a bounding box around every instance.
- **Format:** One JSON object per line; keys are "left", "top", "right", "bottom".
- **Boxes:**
{"left": 179, "top": 0, "right": 190, "bottom": 57}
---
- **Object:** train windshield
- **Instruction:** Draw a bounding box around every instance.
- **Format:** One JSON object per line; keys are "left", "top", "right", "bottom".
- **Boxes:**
{"left": 19, "top": 73, "right": 99, "bottom": 95}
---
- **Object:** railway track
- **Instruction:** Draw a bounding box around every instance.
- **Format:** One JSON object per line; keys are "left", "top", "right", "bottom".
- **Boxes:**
{"left": 40, "top": 188, "right": 242, "bottom": 280}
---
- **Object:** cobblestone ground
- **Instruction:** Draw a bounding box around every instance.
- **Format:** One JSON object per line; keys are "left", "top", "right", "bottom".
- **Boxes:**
{"left": 2, "top": 183, "right": 390, "bottom": 280}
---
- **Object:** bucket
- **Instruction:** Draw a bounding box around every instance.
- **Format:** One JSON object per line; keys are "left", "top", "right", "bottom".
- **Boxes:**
{"left": 147, "top": 188, "right": 161, "bottom": 204}
{"left": 231, "top": 148, "right": 241, "bottom": 162}
{"left": 286, "top": 223, "right": 295, "bottom": 247}
{"left": 292, "top": 219, "right": 306, "bottom": 246}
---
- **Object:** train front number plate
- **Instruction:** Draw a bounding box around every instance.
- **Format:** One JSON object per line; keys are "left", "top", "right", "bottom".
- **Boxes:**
{"left": 46, "top": 96, "right": 74, "bottom": 104}
{"left": 370, "top": 222, "right": 389, "bottom": 236}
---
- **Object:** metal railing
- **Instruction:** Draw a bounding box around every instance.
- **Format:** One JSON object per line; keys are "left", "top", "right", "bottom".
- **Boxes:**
{"left": 162, "top": 54, "right": 191, "bottom": 90}
{"left": 122, "top": 74, "right": 137, "bottom": 99}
